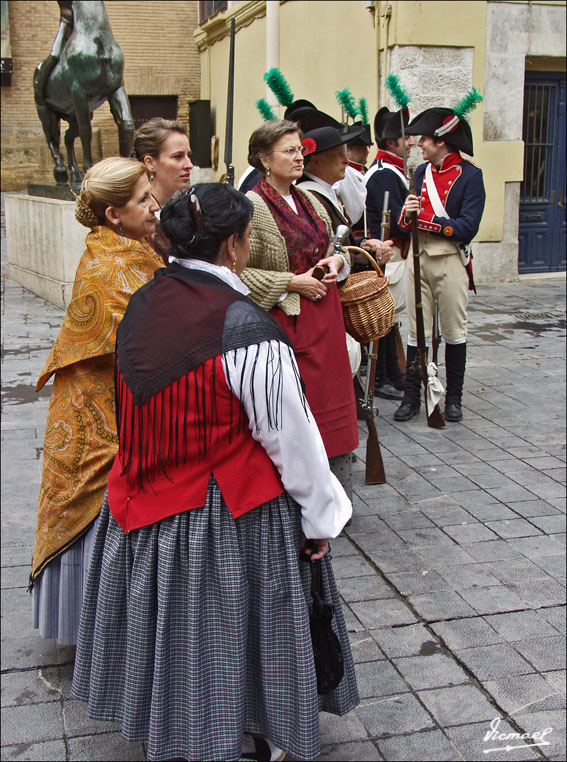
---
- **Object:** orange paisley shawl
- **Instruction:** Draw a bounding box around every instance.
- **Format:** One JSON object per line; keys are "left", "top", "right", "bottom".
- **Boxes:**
{"left": 31, "top": 226, "right": 162, "bottom": 580}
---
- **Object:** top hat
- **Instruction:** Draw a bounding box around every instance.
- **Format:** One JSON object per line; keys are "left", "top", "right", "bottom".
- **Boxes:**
{"left": 347, "top": 122, "right": 372, "bottom": 147}
{"left": 373, "top": 106, "right": 411, "bottom": 143}
{"left": 405, "top": 107, "right": 474, "bottom": 155}
{"left": 301, "top": 125, "right": 364, "bottom": 158}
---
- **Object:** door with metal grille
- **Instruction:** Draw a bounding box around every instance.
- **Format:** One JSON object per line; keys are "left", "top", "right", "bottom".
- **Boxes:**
{"left": 518, "top": 71, "right": 566, "bottom": 273}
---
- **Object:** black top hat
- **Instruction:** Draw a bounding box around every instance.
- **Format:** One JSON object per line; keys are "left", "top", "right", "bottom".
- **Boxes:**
{"left": 373, "top": 106, "right": 410, "bottom": 143}
{"left": 283, "top": 99, "right": 317, "bottom": 120}
{"left": 347, "top": 122, "right": 372, "bottom": 147}
{"left": 405, "top": 107, "right": 474, "bottom": 155}
{"left": 285, "top": 106, "right": 342, "bottom": 133}
{"left": 301, "top": 125, "right": 363, "bottom": 158}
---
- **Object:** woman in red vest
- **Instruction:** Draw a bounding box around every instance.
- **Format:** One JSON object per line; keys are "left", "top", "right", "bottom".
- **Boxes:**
{"left": 71, "top": 183, "right": 359, "bottom": 762}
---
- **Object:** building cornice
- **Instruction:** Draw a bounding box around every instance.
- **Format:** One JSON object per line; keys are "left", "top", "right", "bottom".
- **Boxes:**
{"left": 194, "top": 1, "right": 281, "bottom": 52}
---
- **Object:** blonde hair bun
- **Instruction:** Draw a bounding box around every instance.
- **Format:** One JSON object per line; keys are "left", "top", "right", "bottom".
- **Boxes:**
{"left": 75, "top": 191, "right": 102, "bottom": 228}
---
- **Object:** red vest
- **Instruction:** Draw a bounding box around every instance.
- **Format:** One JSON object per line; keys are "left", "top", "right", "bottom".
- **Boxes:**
{"left": 108, "top": 356, "right": 284, "bottom": 533}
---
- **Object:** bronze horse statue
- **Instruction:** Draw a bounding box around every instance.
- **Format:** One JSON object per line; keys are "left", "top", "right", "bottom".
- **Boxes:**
{"left": 34, "top": 0, "right": 134, "bottom": 187}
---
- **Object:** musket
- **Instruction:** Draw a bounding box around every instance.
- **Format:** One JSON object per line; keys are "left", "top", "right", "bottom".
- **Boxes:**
{"left": 432, "top": 301, "right": 441, "bottom": 367}
{"left": 358, "top": 192, "right": 389, "bottom": 485}
{"left": 408, "top": 169, "right": 445, "bottom": 428}
{"left": 224, "top": 18, "right": 236, "bottom": 187}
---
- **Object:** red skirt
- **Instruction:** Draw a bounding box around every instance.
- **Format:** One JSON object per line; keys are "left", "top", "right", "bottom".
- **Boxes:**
{"left": 271, "top": 286, "right": 358, "bottom": 459}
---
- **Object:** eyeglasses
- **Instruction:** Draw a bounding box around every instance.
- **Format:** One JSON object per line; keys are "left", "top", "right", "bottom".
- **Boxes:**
{"left": 271, "top": 146, "right": 308, "bottom": 157}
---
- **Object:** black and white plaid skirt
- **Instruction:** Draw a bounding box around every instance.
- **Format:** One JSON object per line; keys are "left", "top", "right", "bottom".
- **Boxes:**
{"left": 72, "top": 479, "right": 359, "bottom": 761}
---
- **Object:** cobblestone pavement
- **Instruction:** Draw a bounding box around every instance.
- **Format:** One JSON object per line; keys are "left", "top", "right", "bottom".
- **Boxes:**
{"left": 1, "top": 194, "right": 565, "bottom": 761}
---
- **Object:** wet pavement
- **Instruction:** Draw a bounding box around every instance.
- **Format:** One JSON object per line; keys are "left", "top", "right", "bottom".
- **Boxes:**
{"left": 1, "top": 191, "right": 566, "bottom": 761}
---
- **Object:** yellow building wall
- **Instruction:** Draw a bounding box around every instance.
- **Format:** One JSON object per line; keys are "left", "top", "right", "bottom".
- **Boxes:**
{"left": 197, "top": 0, "right": 533, "bottom": 245}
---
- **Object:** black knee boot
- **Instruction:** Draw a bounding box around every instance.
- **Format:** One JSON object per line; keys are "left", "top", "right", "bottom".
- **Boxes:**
{"left": 385, "top": 325, "right": 405, "bottom": 391}
{"left": 374, "top": 332, "right": 403, "bottom": 399}
{"left": 445, "top": 342, "right": 466, "bottom": 421}
{"left": 394, "top": 345, "right": 421, "bottom": 421}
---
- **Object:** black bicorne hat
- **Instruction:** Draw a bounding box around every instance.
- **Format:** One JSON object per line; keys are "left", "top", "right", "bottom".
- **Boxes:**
{"left": 283, "top": 99, "right": 317, "bottom": 120}
{"left": 405, "top": 107, "right": 474, "bottom": 155}
{"left": 285, "top": 106, "right": 342, "bottom": 133}
{"left": 301, "top": 125, "right": 364, "bottom": 158}
{"left": 373, "top": 106, "right": 410, "bottom": 143}
{"left": 347, "top": 122, "right": 372, "bottom": 147}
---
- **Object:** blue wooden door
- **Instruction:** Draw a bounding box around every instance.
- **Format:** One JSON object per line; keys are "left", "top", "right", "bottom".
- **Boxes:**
{"left": 518, "top": 71, "right": 566, "bottom": 273}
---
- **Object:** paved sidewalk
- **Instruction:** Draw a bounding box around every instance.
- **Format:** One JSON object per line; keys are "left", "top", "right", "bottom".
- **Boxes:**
{"left": 1, "top": 195, "right": 565, "bottom": 761}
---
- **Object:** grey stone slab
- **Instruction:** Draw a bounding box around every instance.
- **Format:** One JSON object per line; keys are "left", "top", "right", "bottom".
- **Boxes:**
{"left": 1, "top": 668, "right": 61, "bottom": 707}
{"left": 437, "top": 564, "right": 502, "bottom": 590}
{"left": 465, "top": 472, "right": 520, "bottom": 490}
{"left": 512, "top": 637, "right": 566, "bottom": 672}
{"left": 66, "top": 733, "right": 146, "bottom": 761}
{"left": 0, "top": 740, "right": 67, "bottom": 761}
{"left": 370, "top": 624, "right": 443, "bottom": 659}
{"left": 513, "top": 710, "right": 565, "bottom": 762}
{"left": 417, "top": 684, "right": 497, "bottom": 725}
{"left": 457, "top": 585, "right": 535, "bottom": 615}
{"left": 344, "top": 515, "right": 391, "bottom": 536}
{"left": 1, "top": 702, "right": 64, "bottom": 745}
{"left": 355, "top": 659, "right": 409, "bottom": 699}
{"left": 331, "top": 555, "right": 377, "bottom": 579}
{"left": 543, "top": 671, "right": 566, "bottom": 696}
{"left": 529, "top": 515, "right": 567, "bottom": 534}
{"left": 381, "top": 511, "right": 436, "bottom": 531}
{"left": 509, "top": 579, "right": 566, "bottom": 608}
{"left": 484, "top": 519, "right": 543, "bottom": 540}
{"left": 327, "top": 535, "right": 359, "bottom": 557}
{"left": 392, "top": 653, "right": 469, "bottom": 690}
{"left": 507, "top": 535, "right": 565, "bottom": 558}
{"left": 356, "top": 693, "right": 436, "bottom": 737}
{"left": 376, "top": 729, "right": 462, "bottom": 761}
{"left": 408, "top": 591, "right": 477, "bottom": 621}
{"left": 0, "top": 546, "right": 34, "bottom": 567}
{"left": 455, "top": 643, "right": 536, "bottom": 680}
{"left": 425, "top": 475, "right": 482, "bottom": 493}
{"left": 350, "top": 598, "right": 418, "bottom": 628}
{"left": 388, "top": 569, "right": 450, "bottom": 596}
{"left": 537, "top": 606, "right": 566, "bottom": 635}
{"left": 483, "top": 673, "right": 565, "bottom": 714}
{"left": 484, "top": 610, "right": 561, "bottom": 642}
{"left": 338, "top": 575, "right": 396, "bottom": 603}
{"left": 431, "top": 618, "right": 503, "bottom": 650}
{"left": 488, "top": 559, "right": 554, "bottom": 585}
{"left": 348, "top": 632, "right": 385, "bottom": 664}
{"left": 318, "top": 741, "right": 383, "bottom": 761}
{"left": 459, "top": 540, "right": 524, "bottom": 562}
{"left": 523, "top": 481, "right": 567, "bottom": 500}
{"left": 0, "top": 565, "right": 30, "bottom": 589}
{"left": 452, "top": 490, "right": 505, "bottom": 509}
{"left": 62, "top": 699, "right": 120, "bottom": 738}
{"left": 522, "top": 456, "right": 566, "bottom": 470}
{"left": 341, "top": 602, "right": 365, "bottom": 633}
{"left": 444, "top": 721, "right": 542, "bottom": 761}
{"left": 318, "top": 707, "right": 375, "bottom": 744}
{"left": 396, "top": 528, "right": 455, "bottom": 546}
{"left": 504, "top": 500, "right": 561, "bottom": 518}
{"left": 354, "top": 545, "right": 425, "bottom": 573}
{"left": 414, "top": 545, "right": 476, "bottom": 568}
{"left": 487, "top": 485, "right": 548, "bottom": 503}
{"left": 442, "top": 522, "right": 500, "bottom": 544}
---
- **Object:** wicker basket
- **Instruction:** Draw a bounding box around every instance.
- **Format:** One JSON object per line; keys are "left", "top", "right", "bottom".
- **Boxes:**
{"left": 340, "top": 246, "right": 396, "bottom": 342}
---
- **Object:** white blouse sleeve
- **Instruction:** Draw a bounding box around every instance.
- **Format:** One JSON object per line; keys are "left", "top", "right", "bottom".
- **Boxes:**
{"left": 222, "top": 340, "right": 352, "bottom": 538}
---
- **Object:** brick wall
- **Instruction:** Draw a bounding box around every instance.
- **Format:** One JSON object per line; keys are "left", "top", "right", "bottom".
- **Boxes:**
{"left": 1, "top": 0, "right": 200, "bottom": 190}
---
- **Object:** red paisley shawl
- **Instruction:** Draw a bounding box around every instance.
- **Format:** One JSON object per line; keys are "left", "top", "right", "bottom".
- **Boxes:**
{"left": 253, "top": 178, "right": 329, "bottom": 273}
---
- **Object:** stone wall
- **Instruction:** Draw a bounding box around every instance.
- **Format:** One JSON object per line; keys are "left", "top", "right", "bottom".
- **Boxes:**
{"left": 1, "top": 0, "right": 200, "bottom": 190}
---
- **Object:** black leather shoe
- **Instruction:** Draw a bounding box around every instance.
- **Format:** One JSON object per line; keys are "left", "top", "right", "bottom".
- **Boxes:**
{"left": 394, "top": 402, "right": 420, "bottom": 421}
{"left": 375, "top": 383, "right": 403, "bottom": 400}
{"left": 445, "top": 402, "right": 463, "bottom": 422}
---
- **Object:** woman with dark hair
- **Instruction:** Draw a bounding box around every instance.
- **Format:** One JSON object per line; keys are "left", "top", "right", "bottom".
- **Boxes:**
{"left": 72, "top": 183, "right": 359, "bottom": 762}
{"left": 242, "top": 120, "right": 359, "bottom": 499}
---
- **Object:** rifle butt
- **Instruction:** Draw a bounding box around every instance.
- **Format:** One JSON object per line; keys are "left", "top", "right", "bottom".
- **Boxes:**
{"left": 427, "top": 405, "right": 446, "bottom": 429}
{"left": 394, "top": 323, "right": 406, "bottom": 372}
{"left": 365, "top": 420, "right": 387, "bottom": 484}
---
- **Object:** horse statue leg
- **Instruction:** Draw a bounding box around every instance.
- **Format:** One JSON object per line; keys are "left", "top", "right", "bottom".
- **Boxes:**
{"left": 33, "top": 61, "right": 69, "bottom": 185}
{"left": 64, "top": 117, "right": 83, "bottom": 190}
{"left": 108, "top": 85, "right": 135, "bottom": 157}
{"left": 70, "top": 85, "right": 94, "bottom": 173}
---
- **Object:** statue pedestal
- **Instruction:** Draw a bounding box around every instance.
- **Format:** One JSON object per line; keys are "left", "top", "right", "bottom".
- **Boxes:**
{"left": 5, "top": 194, "right": 86, "bottom": 310}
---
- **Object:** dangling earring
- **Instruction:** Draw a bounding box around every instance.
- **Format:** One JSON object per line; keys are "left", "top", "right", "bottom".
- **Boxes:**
{"left": 149, "top": 170, "right": 155, "bottom": 182}
{"left": 117, "top": 220, "right": 125, "bottom": 235}
{"left": 266, "top": 166, "right": 271, "bottom": 179}
{"left": 232, "top": 258, "right": 237, "bottom": 273}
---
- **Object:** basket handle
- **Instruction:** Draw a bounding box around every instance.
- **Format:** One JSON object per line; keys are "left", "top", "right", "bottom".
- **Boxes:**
{"left": 345, "top": 245, "right": 385, "bottom": 277}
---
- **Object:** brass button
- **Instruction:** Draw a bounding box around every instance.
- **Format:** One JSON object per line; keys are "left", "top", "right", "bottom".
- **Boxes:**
{"left": 314, "top": 247, "right": 319, "bottom": 254}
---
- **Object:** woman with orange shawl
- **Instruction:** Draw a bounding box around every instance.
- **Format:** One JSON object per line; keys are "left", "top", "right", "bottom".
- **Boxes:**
{"left": 31, "top": 157, "right": 161, "bottom": 645}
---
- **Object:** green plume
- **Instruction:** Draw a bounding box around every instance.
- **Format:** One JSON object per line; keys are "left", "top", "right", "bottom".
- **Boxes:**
{"left": 256, "top": 98, "right": 276, "bottom": 121}
{"left": 358, "top": 97, "right": 369, "bottom": 125}
{"left": 453, "top": 88, "right": 483, "bottom": 120}
{"left": 264, "top": 68, "right": 294, "bottom": 107}
{"left": 385, "top": 74, "right": 411, "bottom": 108}
{"left": 335, "top": 88, "right": 359, "bottom": 120}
